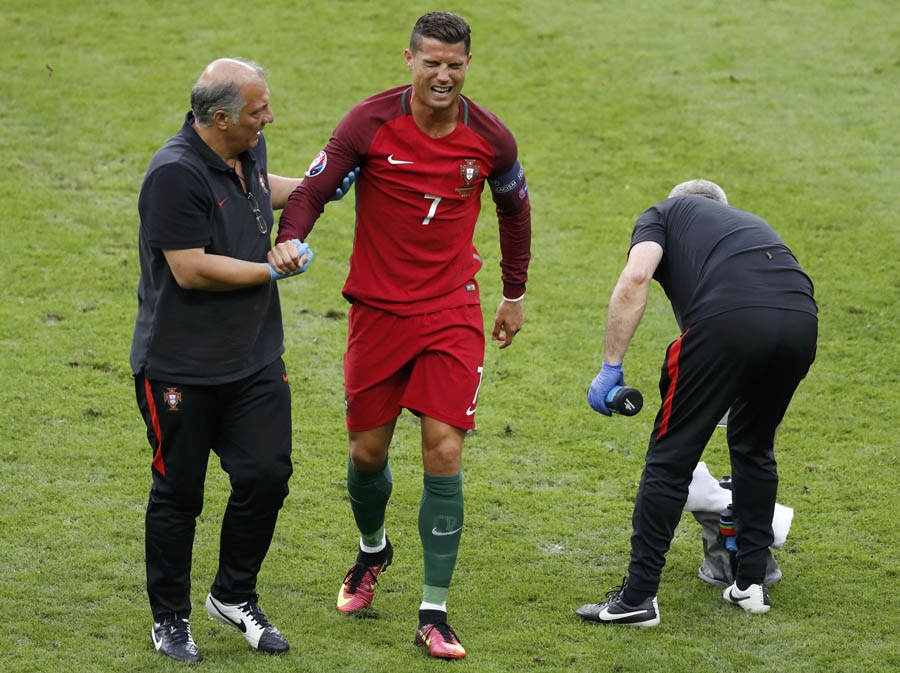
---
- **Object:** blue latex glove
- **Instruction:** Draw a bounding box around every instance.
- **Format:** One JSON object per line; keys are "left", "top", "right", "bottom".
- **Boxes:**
{"left": 330, "top": 166, "right": 360, "bottom": 201}
{"left": 291, "top": 239, "right": 313, "bottom": 273}
{"left": 266, "top": 239, "right": 313, "bottom": 280}
{"left": 587, "top": 362, "right": 625, "bottom": 416}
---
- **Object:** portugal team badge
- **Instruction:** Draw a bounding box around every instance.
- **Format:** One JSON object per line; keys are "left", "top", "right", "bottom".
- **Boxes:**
{"left": 164, "top": 387, "right": 182, "bottom": 411}
{"left": 456, "top": 158, "right": 481, "bottom": 198}
{"left": 459, "top": 159, "right": 480, "bottom": 186}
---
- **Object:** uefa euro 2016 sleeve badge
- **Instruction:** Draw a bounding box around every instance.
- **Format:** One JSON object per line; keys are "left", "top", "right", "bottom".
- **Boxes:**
{"left": 164, "top": 387, "right": 182, "bottom": 412}
{"left": 305, "top": 150, "right": 328, "bottom": 178}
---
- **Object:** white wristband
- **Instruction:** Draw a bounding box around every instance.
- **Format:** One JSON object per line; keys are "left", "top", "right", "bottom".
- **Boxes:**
{"left": 502, "top": 293, "right": 525, "bottom": 303}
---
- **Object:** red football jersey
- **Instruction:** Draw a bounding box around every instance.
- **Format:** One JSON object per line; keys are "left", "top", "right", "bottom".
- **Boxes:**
{"left": 278, "top": 86, "right": 531, "bottom": 315}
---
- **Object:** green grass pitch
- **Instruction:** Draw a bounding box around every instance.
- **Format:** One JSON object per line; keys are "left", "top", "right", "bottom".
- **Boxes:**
{"left": 1, "top": 1, "right": 898, "bottom": 671}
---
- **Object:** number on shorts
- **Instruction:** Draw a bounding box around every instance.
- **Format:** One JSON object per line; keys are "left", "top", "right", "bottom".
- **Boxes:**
{"left": 465, "top": 366, "right": 484, "bottom": 416}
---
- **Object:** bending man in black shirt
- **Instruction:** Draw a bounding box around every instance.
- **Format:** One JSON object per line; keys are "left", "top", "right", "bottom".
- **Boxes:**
{"left": 577, "top": 179, "right": 817, "bottom": 626}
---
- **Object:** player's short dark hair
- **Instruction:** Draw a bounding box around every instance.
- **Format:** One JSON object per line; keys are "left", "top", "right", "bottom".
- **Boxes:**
{"left": 410, "top": 12, "right": 471, "bottom": 54}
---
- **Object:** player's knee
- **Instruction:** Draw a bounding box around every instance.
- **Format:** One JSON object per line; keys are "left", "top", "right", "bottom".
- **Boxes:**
{"left": 349, "top": 442, "right": 388, "bottom": 472}
{"left": 422, "top": 441, "right": 462, "bottom": 476}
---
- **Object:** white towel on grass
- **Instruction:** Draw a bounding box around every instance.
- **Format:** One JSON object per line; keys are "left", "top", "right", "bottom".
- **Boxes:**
{"left": 684, "top": 461, "right": 793, "bottom": 548}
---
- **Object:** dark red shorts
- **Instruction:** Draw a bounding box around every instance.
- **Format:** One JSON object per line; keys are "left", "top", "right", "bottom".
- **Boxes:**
{"left": 344, "top": 303, "right": 485, "bottom": 432}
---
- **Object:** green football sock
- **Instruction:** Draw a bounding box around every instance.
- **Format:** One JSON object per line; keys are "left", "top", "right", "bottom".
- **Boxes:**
{"left": 422, "top": 585, "right": 449, "bottom": 607}
{"left": 347, "top": 457, "right": 392, "bottom": 548}
{"left": 419, "top": 472, "right": 463, "bottom": 600}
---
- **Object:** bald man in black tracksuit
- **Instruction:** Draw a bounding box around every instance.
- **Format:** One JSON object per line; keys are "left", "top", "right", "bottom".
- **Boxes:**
{"left": 577, "top": 180, "right": 817, "bottom": 626}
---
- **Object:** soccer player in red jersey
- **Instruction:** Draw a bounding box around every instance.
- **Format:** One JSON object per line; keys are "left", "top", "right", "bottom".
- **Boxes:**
{"left": 275, "top": 12, "right": 531, "bottom": 659}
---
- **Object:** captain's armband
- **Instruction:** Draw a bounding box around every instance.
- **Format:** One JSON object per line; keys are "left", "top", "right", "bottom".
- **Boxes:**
{"left": 488, "top": 160, "right": 526, "bottom": 198}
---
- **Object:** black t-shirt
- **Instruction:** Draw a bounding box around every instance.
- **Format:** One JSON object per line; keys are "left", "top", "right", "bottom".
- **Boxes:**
{"left": 631, "top": 196, "right": 817, "bottom": 331}
{"left": 130, "top": 112, "right": 284, "bottom": 384}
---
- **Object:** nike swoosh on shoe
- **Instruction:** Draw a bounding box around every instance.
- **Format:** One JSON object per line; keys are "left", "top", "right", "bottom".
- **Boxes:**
{"left": 211, "top": 604, "right": 247, "bottom": 632}
{"left": 728, "top": 589, "right": 751, "bottom": 604}
{"left": 598, "top": 607, "right": 648, "bottom": 621}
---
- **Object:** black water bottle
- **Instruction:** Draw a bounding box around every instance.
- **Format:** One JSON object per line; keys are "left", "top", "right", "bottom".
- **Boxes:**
{"left": 605, "top": 385, "right": 643, "bottom": 416}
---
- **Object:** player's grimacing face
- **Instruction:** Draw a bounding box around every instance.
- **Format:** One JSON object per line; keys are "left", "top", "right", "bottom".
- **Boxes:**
{"left": 405, "top": 38, "right": 471, "bottom": 111}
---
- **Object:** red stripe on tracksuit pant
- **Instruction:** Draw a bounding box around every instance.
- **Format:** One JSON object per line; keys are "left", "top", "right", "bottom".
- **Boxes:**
{"left": 627, "top": 308, "right": 817, "bottom": 594}
{"left": 143, "top": 376, "right": 166, "bottom": 476}
{"left": 656, "top": 329, "right": 687, "bottom": 439}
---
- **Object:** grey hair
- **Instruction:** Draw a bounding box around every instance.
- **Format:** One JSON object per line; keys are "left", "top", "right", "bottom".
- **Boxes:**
{"left": 190, "top": 58, "right": 267, "bottom": 128}
{"left": 668, "top": 179, "right": 728, "bottom": 205}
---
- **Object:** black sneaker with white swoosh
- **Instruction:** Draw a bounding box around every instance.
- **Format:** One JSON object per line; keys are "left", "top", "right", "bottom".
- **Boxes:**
{"left": 151, "top": 617, "right": 203, "bottom": 663}
{"left": 575, "top": 577, "right": 660, "bottom": 627}
{"left": 205, "top": 593, "right": 290, "bottom": 653}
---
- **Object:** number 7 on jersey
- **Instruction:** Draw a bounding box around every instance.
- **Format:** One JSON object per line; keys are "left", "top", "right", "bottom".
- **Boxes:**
{"left": 422, "top": 194, "right": 442, "bottom": 225}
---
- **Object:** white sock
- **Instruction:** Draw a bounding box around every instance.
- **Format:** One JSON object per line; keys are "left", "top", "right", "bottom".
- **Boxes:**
{"left": 360, "top": 531, "right": 386, "bottom": 554}
{"left": 419, "top": 600, "right": 447, "bottom": 613}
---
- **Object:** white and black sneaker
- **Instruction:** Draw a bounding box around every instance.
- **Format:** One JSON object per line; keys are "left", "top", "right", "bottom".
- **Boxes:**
{"left": 723, "top": 582, "right": 771, "bottom": 614}
{"left": 575, "top": 578, "right": 660, "bottom": 627}
{"left": 151, "top": 617, "right": 203, "bottom": 663}
{"left": 206, "top": 593, "right": 290, "bottom": 653}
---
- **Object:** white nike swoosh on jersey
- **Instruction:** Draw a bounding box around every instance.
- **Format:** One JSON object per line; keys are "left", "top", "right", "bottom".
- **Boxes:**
{"left": 598, "top": 607, "right": 648, "bottom": 621}
{"left": 465, "top": 406, "right": 477, "bottom": 416}
{"left": 387, "top": 155, "right": 414, "bottom": 165}
{"left": 432, "top": 526, "right": 463, "bottom": 536}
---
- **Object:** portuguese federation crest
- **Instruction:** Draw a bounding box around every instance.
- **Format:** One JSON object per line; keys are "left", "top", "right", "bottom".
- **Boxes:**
{"left": 164, "top": 387, "right": 182, "bottom": 411}
{"left": 456, "top": 159, "right": 481, "bottom": 198}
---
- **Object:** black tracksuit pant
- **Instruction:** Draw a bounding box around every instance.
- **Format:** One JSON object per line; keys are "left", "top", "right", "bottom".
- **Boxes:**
{"left": 135, "top": 357, "right": 293, "bottom": 621}
{"left": 627, "top": 307, "right": 817, "bottom": 593}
